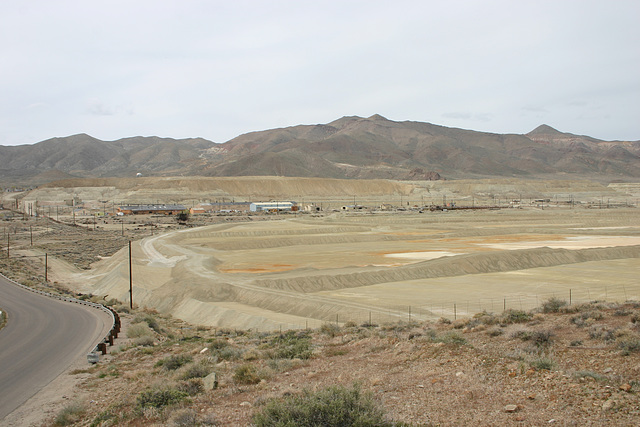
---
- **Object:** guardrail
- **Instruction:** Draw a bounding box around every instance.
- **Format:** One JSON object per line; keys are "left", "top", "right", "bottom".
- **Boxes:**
{"left": 0, "top": 273, "right": 119, "bottom": 363}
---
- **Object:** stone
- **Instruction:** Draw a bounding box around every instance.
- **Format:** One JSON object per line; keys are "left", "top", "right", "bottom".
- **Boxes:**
{"left": 504, "top": 404, "right": 518, "bottom": 413}
{"left": 603, "top": 367, "right": 613, "bottom": 373}
{"left": 619, "top": 383, "right": 632, "bottom": 392}
{"left": 203, "top": 372, "right": 218, "bottom": 390}
{"left": 602, "top": 399, "right": 615, "bottom": 411}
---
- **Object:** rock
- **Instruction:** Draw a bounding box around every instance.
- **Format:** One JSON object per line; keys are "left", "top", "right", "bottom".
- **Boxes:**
{"left": 602, "top": 399, "right": 615, "bottom": 411}
{"left": 203, "top": 372, "right": 218, "bottom": 390}
{"left": 504, "top": 404, "right": 518, "bottom": 413}
{"left": 619, "top": 383, "right": 632, "bottom": 392}
{"left": 603, "top": 367, "right": 613, "bottom": 373}
{"left": 240, "top": 401, "right": 252, "bottom": 407}
{"left": 200, "top": 347, "right": 209, "bottom": 354}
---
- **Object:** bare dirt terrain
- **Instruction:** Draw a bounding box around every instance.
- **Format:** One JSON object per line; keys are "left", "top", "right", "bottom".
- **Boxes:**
{"left": 1, "top": 177, "right": 639, "bottom": 425}
{"left": 59, "top": 208, "right": 640, "bottom": 332}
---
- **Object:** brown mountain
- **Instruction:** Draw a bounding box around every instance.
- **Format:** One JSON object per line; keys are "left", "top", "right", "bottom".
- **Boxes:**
{"left": 0, "top": 116, "right": 638, "bottom": 186}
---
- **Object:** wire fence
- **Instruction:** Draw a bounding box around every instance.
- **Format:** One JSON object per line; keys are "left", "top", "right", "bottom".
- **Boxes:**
{"left": 270, "top": 283, "right": 640, "bottom": 332}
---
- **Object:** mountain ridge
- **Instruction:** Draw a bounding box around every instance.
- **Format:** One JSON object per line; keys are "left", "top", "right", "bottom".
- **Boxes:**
{"left": 0, "top": 115, "right": 638, "bottom": 186}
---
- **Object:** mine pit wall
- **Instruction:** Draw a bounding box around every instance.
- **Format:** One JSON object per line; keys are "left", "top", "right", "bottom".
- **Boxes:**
{"left": 79, "top": 242, "right": 640, "bottom": 331}
{"left": 252, "top": 245, "right": 640, "bottom": 293}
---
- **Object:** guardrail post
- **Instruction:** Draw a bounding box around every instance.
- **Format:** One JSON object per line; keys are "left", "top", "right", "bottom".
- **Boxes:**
{"left": 97, "top": 342, "right": 107, "bottom": 354}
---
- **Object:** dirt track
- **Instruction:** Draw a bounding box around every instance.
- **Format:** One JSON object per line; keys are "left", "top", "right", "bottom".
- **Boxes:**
{"left": 58, "top": 207, "right": 640, "bottom": 331}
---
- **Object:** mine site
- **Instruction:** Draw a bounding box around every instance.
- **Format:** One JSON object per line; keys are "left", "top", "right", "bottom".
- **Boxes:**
{"left": 1, "top": 176, "right": 640, "bottom": 426}
{"left": 2, "top": 176, "right": 639, "bottom": 331}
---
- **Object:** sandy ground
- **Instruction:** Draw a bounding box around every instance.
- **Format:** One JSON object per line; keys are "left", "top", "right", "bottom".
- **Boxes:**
{"left": 51, "top": 208, "right": 640, "bottom": 333}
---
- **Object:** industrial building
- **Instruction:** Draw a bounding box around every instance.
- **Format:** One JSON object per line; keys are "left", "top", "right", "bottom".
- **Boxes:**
{"left": 117, "top": 204, "right": 186, "bottom": 215}
{"left": 249, "top": 202, "right": 297, "bottom": 212}
{"left": 190, "top": 202, "right": 250, "bottom": 214}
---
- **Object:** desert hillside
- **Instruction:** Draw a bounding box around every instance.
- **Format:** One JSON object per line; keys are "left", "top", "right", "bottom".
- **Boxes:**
{"left": 1, "top": 115, "right": 638, "bottom": 186}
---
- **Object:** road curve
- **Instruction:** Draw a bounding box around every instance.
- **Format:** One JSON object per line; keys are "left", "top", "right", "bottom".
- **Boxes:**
{"left": 0, "top": 276, "right": 112, "bottom": 421}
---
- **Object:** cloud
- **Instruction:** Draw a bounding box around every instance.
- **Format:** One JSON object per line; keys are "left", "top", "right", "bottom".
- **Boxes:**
{"left": 86, "top": 101, "right": 114, "bottom": 116}
{"left": 522, "top": 106, "right": 548, "bottom": 113}
{"left": 442, "top": 112, "right": 492, "bottom": 122}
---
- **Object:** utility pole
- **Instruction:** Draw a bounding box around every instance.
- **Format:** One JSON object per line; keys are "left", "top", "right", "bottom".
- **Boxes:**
{"left": 129, "top": 240, "right": 133, "bottom": 309}
{"left": 45, "top": 253, "right": 48, "bottom": 282}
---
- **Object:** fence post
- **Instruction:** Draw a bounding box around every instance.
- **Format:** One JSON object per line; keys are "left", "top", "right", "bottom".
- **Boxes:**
{"left": 569, "top": 289, "right": 572, "bottom": 305}
{"left": 454, "top": 304, "right": 457, "bottom": 320}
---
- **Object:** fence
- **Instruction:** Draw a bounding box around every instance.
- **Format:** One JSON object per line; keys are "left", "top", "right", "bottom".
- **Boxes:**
{"left": 267, "top": 283, "right": 640, "bottom": 332}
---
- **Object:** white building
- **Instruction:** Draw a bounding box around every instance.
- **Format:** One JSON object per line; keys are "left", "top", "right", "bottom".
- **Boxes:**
{"left": 250, "top": 202, "right": 296, "bottom": 212}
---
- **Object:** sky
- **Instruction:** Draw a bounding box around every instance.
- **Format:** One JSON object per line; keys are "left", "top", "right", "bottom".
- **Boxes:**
{"left": 1, "top": 0, "right": 639, "bottom": 146}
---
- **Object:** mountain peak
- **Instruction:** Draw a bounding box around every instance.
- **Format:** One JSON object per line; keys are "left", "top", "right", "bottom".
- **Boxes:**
{"left": 368, "top": 114, "right": 388, "bottom": 121}
{"left": 528, "top": 124, "right": 562, "bottom": 135}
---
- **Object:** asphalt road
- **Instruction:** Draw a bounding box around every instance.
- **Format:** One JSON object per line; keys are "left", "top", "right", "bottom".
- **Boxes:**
{"left": 0, "top": 276, "right": 111, "bottom": 421}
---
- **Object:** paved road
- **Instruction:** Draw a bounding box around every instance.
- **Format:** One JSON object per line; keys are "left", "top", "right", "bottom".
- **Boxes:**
{"left": 0, "top": 276, "right": 111, "bottom": 420}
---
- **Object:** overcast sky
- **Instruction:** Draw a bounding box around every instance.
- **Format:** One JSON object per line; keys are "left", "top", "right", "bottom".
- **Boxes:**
{"left": 1, "top": 0, "right": 638, "bottom": 146}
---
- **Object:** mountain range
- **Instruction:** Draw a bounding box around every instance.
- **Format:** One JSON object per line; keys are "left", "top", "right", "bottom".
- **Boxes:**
{"left": 1, "top": 115, "right": 638, "bottom": 186}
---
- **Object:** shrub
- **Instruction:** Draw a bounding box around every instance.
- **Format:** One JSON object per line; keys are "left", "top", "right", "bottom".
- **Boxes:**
{"left": 127, "top": 322, "right": 153, "bottom": 338}
{"left": 320, "top": 322, "right": 341, "bottom": 337}
{"left": 234, "top": 364, "right": 261, "bottom": 385}
{"left": 208, "top": 338, "right": 229, "bottom": 350}
{"left": 90, "top": 408, "right": 119, "bottom": 427}
{"left": 509, "top": 327, "right": 532, "bottom": 341}
{"left": 133, "top": 314, "right": 162, "bottom": 333}
{"left": 531, "top": 330, "right": 554, "bottom": 347}
{"left": 54, "top": 402, "right": 86, "bottom": 426}
{"left": 541, "top": 297, "right": 567, "bottom": 313}
{"left": 501, "top": 309, "right": 532, "bottom": 324}
{"left": 473, "top": 310, "right": 499, "bottom": 325}
{"left": 156, "top": 354, "right": 193, "bottom": 370}
{"left": 360, "top": 321, "right": 378, "bottom": 328}
{"left": 573, "top": 370, "right": 607, "bottom": 382}
{"left": 433, "top": 331, "right": 467, "bottom": 345}
{"left": 136, "top": 387, "right": 188, "bottom": 409}
{"left": 177, "top": 378, "right": 204, "bottom": 396}
{"left": 571, "top": 311, "right": 603, "bottom": 327}
{"left": 618, "top": 337, "right": 640, "bottom": 355}
{"left": 181, "top": 362, "right": 211, "bottom": 380}
{"left": 215, "top": 346, "right": 243, "bottom": 361}
{"left": 487, "top": 327, "right": 504, "bottom": 337}
{"left": 271, "top": 331, "right": 313, "bottom": 359}
{"left": 252, "top": 383, "right": 392, "bottom": 426}
{"left": 170, "top": 408, "right": 199, "bottom": 426}
{"left": 530, "top": 357, "right": 555, "bottom": 371}
{"left": 589, "top": 325, "right": 616, "bottom": 341}
{"left": 134, "top": 336, "right": 155, "bottom": 347}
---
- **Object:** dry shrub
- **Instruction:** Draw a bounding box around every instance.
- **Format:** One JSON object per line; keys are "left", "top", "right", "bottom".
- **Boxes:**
{"left": 54, "top": 402, "right": 86, "bottom": 426}
{"left": 127, "top": 322, "right": 153, "bottom": 338}
{"left": 252, "top": 383, "right": 393, "bottom": 427}
{"left": 234, "top": 364, "right": 261, "bottom": 385}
